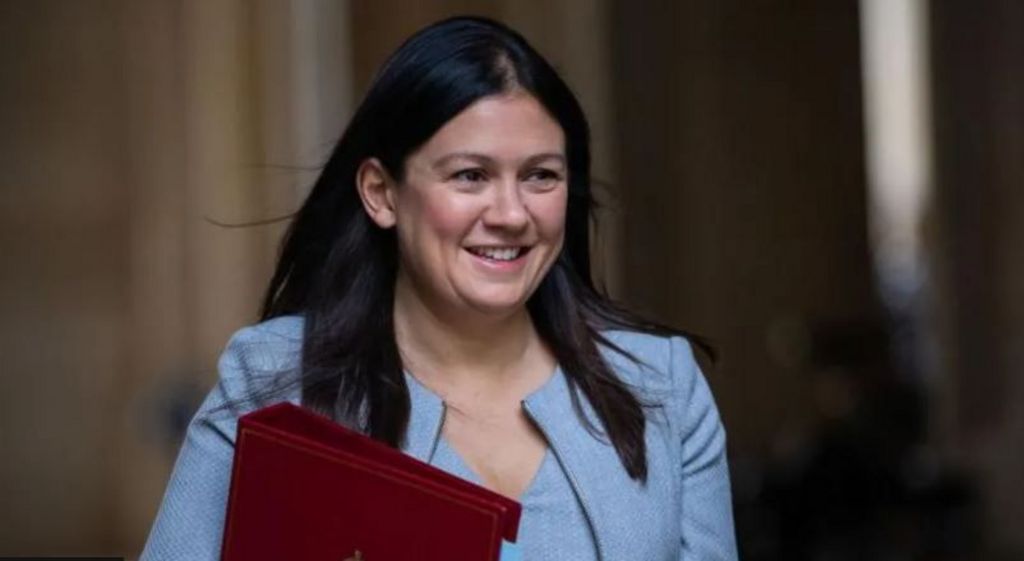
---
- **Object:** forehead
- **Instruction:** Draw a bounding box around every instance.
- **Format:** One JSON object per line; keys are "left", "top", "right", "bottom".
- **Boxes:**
{"left": 414, "top": 92, "right": 565, "bottom": 161}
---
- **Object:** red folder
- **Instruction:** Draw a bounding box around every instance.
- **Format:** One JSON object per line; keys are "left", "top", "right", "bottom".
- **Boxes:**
{"left": 221, "top": 402, "right": 522, "bottom": 561}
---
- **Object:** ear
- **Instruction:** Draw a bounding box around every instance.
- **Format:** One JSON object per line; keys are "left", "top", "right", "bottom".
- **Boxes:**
{"left": 356, "top": 158, "right": 398, "bottom": 229}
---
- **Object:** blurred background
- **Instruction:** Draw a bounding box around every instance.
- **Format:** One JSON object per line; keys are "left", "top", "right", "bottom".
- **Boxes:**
{"left": 1, "top": 0, "right": 1022, "bottom": 559}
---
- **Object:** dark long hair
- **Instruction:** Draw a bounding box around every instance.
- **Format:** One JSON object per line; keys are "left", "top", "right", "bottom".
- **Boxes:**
{"left": 260, "top": 16, "right": 700, "bottom": 482}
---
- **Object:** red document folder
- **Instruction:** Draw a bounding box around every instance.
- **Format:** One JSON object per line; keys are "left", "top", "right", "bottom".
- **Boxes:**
{"left": 221, "top": 402, "right": 522, "bottom": 561}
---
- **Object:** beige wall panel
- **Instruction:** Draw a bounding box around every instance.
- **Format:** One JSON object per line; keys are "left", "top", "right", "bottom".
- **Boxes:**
{"left": 0, "top": 0, "right": 128, "bottom": 553}
{"left": 1, "top": 0, "right": 356, "bottom": 556}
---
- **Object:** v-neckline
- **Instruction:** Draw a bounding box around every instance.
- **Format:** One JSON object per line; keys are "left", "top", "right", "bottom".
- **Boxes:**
{"left": 403, "top": 366, "right": 564, "bottom": 501}
{"left": 435, "top": 434, "right": 551, "bottom": 502}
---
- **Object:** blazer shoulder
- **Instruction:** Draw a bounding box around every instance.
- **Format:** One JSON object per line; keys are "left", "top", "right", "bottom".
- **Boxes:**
{"left": 220, "top": 315, "right": 304, "bottom": 372}
{"left": 213, "top": 315, "right": 305, "bottom": 408}
{"left": 599, "top": 329, "right": 704, "bottom": 399}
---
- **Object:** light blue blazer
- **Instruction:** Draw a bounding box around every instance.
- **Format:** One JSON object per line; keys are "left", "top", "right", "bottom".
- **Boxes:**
{"left": 140, "top": 315, "right": 738, "bottom": 560}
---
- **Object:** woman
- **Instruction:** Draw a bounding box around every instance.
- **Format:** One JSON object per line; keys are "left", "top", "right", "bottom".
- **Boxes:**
{"left": 141, "top": 16, "right": 737, "bottom": 561}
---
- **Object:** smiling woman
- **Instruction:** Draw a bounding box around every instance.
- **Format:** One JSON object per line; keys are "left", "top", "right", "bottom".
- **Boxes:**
{"left": 359, "top": 92, "right": 568, "bottom": 319}
{"left": 141, "top": 16, "right": 738, "bottom": 561}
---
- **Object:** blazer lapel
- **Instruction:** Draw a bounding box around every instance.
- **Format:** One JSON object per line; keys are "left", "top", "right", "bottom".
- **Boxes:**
{"left": 523, "top": 368, "right": 618, "bottom": 561}
{"left": 400, "top": 372, "right": 446, "bottom": 464}
{"left": 524, "top": 368, "right": 679, "bottom": 561}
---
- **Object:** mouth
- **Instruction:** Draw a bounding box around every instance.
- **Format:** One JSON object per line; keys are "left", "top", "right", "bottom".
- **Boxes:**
{"left": 464, "top": 245, "right": 532, "bottom": 263}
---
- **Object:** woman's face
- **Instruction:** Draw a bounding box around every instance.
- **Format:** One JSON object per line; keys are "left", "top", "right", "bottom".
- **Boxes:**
{"left": 388, "top": 91, "right": 568, "bottom": 319}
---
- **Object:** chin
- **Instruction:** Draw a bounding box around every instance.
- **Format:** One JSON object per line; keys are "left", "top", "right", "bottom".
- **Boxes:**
{"left": 462, "top": 293, "right": 530, "bottom": 317}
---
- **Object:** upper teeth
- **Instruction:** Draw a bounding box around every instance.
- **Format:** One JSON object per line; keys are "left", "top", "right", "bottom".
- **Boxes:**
{"left": 472, "top": 247, "right": 522, "bottom": 261}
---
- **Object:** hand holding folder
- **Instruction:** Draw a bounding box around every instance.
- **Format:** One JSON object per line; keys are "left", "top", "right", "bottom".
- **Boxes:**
{"left": 221, "top": 403, "right": 522, "bottom": 561}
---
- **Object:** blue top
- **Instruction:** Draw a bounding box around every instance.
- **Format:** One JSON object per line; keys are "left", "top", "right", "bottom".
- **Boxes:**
{"left": 140, "top": 315, "right": 738, "bottom": 561}
{"left": 433, "top": 431, "right": 597, "bottom": 560}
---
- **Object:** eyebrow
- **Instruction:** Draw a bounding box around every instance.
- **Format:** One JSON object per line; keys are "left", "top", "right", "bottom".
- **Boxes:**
{"left": 431, "top": 151, "right": 566, "bottom": 170}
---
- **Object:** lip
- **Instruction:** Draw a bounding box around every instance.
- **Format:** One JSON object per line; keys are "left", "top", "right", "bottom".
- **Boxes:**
{"left": 463, "top": 246, "right": 532, "bottom": 273}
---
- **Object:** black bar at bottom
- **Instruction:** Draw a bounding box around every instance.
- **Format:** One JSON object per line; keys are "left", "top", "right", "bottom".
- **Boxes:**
{"left": 0, "top": 558, "right": 123, "bottom": 560}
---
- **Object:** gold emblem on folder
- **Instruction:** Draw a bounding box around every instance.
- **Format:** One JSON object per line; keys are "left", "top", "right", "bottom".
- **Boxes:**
{"left": 342, "top": 550, "right": 363, "bottom": 561}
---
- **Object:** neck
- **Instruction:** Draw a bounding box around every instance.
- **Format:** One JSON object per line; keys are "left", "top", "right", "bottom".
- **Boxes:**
{"left": 392, "top": 276, "right": 539, "bottom": 391}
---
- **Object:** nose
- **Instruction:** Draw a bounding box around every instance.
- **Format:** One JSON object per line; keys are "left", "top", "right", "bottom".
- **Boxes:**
{"left": 482, "top": 178, "right": 529, "bottom": 231}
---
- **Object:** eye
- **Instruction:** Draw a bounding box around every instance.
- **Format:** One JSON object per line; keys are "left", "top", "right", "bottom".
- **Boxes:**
{"left": 523, "top": 168, "right": 564, "bottom": 188}
{"left": 451, "top": 168, "right": 488, "bottom": 183}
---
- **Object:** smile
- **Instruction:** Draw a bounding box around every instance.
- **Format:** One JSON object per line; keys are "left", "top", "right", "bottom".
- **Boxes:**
{"left": 465, "top": 246, "right": 530, "bottom": 262}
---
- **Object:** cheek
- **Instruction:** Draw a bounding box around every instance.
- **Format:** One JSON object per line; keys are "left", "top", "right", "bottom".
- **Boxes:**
{"left": 530, "top": 191, "right": 569, "bottom": 240}
{"left": 398, "top": 191, "right": 477, "bottom": 249}
{"left": 419, "top": 196, "right": 478, "bottom": 240}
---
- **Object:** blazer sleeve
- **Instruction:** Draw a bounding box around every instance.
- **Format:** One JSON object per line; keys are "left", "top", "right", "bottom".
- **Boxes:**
{"left": 139, "top": 323, "right": 298, "bottom": 561}
{"left": 670, "top": 336, "right": 739, "bottom": 560}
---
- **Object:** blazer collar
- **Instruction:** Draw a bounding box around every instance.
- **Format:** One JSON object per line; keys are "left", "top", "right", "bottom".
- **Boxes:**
{"left": 522, "top": 367, "right": 616, "bottom": 561}
{"left": 400, "top": 372, "right": 446, "bottom": 463}
{"left": 399, "top": 367, "right": 630, "bottom": 561}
